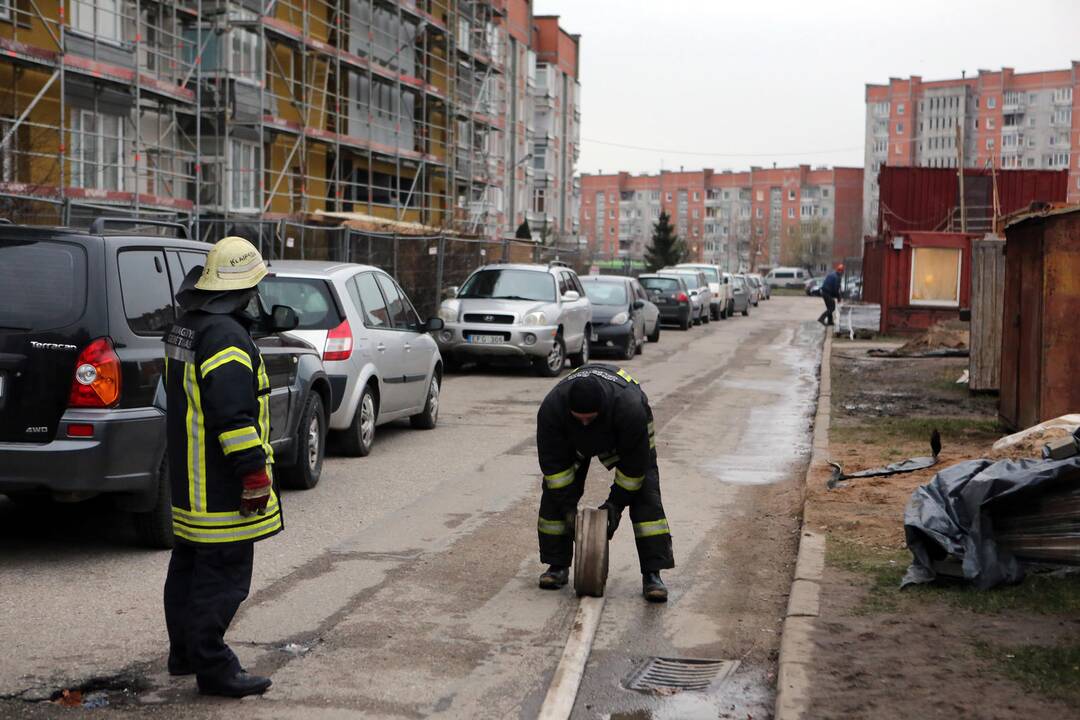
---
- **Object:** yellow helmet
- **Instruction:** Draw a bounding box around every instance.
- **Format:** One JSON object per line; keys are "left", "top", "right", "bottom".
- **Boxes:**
{"left": 194, "top": 236, "right": 268, "bottom": 291}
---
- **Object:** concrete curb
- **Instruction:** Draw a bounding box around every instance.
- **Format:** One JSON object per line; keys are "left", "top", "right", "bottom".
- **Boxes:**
{"left": 774, "top": 331, "right": 832, "bottom": 720}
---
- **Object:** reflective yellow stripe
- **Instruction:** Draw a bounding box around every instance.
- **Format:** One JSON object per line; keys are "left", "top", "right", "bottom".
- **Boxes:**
{"left": 200, "top": 346, "right": 252, "bottom": 378}
{"left": 649, "top": 436, "right": 656, "bottom": 449}
{"left": 617, "top": 368, "right": 639, "bottom": 384}
{"left": 599, "top": 452, "right": 620, "bottom": 470}
{"left": 257, "top": 358, "right": 274, "bottom": 464}
{"left": 173, "top": 510, "right": 283, "bottom": 544}
{"left": 544, "top": 465, "right": 577, "bottom": 489}
{"left": 537, "top": 517, "right": 570, "bottom": 536}
{"left": 219, "top": 426, "right": 262, "bottom": 455}
{"left": 183, "top": 363, "right": 207, "bottom": 512}
{"left": 172, "top": 492, "right": 280, "bottom": 526}
{"left": 633, "top": 519, "right": 670, "bottom": 538}
{"left": 614, "top": 468, "right": 644, "bottom": 491}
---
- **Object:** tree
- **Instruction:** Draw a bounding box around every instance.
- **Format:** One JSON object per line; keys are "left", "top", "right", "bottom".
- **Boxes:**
{"left": 515, "top": 219, "right": 532, "bottom": 240}
{"left": 790, "top": 218, "right": 832, "bottom": 272}
{"left": 644, "top": 211, "right": 686, "bottom": 271}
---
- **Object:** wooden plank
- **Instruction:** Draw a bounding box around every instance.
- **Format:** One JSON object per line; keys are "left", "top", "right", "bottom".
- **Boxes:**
{"left": 969, "top": 236, "right": 1005, "bottom": 391}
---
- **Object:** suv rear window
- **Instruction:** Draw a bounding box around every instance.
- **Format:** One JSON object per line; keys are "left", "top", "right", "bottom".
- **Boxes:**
{"left": 0, "top": 239, "right": 87, "bottom": 331}
{"left": 641, "top": 277, "right": 680, "bottom": 292}
{"left": 260, "top": 276, "right": 344, "bottom": 330}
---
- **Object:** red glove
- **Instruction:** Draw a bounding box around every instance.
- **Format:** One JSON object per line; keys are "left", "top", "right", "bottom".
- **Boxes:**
{"left": 239, "top": 469, "right": 272, "bottom": 517}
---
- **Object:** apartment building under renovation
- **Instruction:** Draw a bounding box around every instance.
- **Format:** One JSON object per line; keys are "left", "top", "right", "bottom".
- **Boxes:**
{"left": 580, "top": 166, "right": 863, "bottom": 272}
{"left": 0, "top": 0, "right": 580, "bottom": 246}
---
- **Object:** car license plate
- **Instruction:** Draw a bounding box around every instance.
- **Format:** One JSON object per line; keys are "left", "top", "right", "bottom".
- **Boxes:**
{"left": 468, "top": 334, "right": 504, "bottom": 345}
{"left": 655, "top": 297, "right": 668, "bottom": 304}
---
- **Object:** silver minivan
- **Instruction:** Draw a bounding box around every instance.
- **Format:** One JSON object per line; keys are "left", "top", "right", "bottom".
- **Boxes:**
{"left": 676, "top": 263, "right": 731, "bottom": 320}
{"left": 260, "top": 261, "right": 445, "bottom": 457}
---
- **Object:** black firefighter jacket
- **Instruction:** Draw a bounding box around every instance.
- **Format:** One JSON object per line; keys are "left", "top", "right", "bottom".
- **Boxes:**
{"left": 163, "top": 311, "right": 283, "bottom": 545}
{"left": 536, "top": 364, "right": 656, "bottom": 506}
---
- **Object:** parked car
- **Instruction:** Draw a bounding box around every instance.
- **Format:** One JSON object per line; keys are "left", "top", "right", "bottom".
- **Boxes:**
{"left": 436, "top": 263, "right": 592, "bottom": 377}
{"left": 639, "top": 273, "right": 694, "bottom": 331}
{"left": 630, "top": 277, "right": 661, "bottom": 343}
{"left": 745, "top": 275, "right": 763, "bottom": 306}
{"left": 675, "top": 263, "right": 730, "bottom": 320}
{"left": 658, "top": 268, "right": 712, "bottom": 325}
{"left": 731, "top": 274, "right": 752, "bottom": 316}
{"left": 580, "top": 276, "right": 647, "bottom": 359}
{"left": 766, "top": 266, "right": 812, "bottom": 290}
{"left": 749, "top": 273, "right": 770, "bottom": 300}
{"left": 259, "top": 261, "right": 445, "bottom": 458}
{"left": 0, "top": 220, "right": 331, "bottom": 548}
{"left": 805, "top": 277, "right": 822, "bottom": 296}
{"left": 721, "top": 272, "right": 738, "bottom": 317}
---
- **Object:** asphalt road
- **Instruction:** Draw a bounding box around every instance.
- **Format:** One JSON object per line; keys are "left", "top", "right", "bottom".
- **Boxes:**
{"left": 0, "top": 295, "right": 824, "bottom": 719}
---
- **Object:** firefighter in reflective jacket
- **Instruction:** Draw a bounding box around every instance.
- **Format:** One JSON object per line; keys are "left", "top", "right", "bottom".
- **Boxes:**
{"left": 536, "top": 364, "right": 674, "bottom": 601}
{"left": 162, "top": 237, "right": 280, "bottom": 698}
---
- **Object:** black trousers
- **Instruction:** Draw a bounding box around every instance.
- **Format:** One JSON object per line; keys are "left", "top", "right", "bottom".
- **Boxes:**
{"left": 538, "top": 452, "right": 674, "bottom": 573}
{"left": 818, "top": 294, "right": 836, "bottom": 325}
{"left": 164, "top": 542, "right": 254, "bottom": 680}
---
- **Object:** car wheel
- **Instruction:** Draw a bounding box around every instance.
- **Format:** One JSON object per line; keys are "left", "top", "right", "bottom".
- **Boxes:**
{"left": 534, "top": 336, "right": 566, "bottom": 377}
{"left": 679, "top": 314, "right": 691, "bottom": 331}
{"left": 133, "top": 453, "right": 174, "bottom": 549}
{"left": 720, "top": 304, "right": 728, "bottom": 320}
{"left": 742, "top": 306, "right": 750, "bottom": 317}
{"left": 647, "top": 323, "right": 660, "bottom": 343}
{"left": 280, "top": 392, "right": 325, "bottom": 490}
{"left": 341, "top": 384, "right": 377, "bottom": 457}
{"left": 635, "top": 330, "right": 644, "bottom": 355}
{"left": 410, "top": 373, "right": 441, "bottom": 430}
{"left": 569, "top": 331, "right": 590, "bottom": 368}
{"left": 622, "top": 332, "right": 636, "bottom": 360}
{"left": 702, "top": 309, "right": 710, "bottom": 324}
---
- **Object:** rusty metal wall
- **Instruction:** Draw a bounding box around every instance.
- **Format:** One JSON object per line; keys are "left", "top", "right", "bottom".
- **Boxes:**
{"left": 877, "top": 167, "right": 1069, "bottom": 235}
{"left": 969, "top": 236, "right": 1006, "bottom": 392}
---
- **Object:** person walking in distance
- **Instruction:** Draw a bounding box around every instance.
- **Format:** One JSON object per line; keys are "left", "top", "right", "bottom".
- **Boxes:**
{"left": 818, "top": 264, "right": 843, "bottom": 326}
{"left": 535, "top": 364, "right": 674, "bottom": 601}
{"left": 162, "top": 237, "right": 282, "bottom": 698}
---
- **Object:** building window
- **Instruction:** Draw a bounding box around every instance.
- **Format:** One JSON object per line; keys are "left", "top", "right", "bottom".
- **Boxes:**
{"left": 755, "top": 207, "right": 762, "bottom": 218}
{"left": 895, "top": 143, "right": 902, "bottom": 155}
{"left": 0, "top": 117, "right": 16, "bottom": 182}
{"left": 230, "top": 29, "right": 262, "bottom": 83}
{"left": 665, "top": 192, "right": 672, "bottom": 202}
{"left": 229, "top": 139, "right": 260, "bottom": 211}
{"left": 608, "top": 209, "right": 614, "bottom": 219}
{"left": 897, "top": 103, "right": 905, "bottom": 115}
{"left": 787, "top": 207, "right": 794, "bottom": 219}
{"left": 910, "top": 247, "right": 961, "bottom": 307}
{"left": 71, "top": 0, "right": 121, "bottom": 43}
{"left": 987, "top": 118, "right": 995, "bottom": 130}
{"left": 822, "top": 188, "right": 830, "bottom": 198}
{"left": 787, "top": 189, "right": 795, "bottom": 200}
{"left": 896, "top": 122, "right": 903, "bottom": 134}
{"left": 691, "top": 209, "right": 699, "bottom": 219}
{"left": 821, "top": 207, "right": 829, "bottom": 218}
{"left": 986, "top": 138, "right": 994, "bottom": 150}
{"left": 692, "top": 191, "right": 699, "bottom": 201}
{"left": 71, "top": 109, "right": 124, "bottom": 191}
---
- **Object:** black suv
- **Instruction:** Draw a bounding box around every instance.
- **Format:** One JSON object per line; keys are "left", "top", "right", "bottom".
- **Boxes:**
{"left": 0, "top": 220, "right": 331, "bottom": 548}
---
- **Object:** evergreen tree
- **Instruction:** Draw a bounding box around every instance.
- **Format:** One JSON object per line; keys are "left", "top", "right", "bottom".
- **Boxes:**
{"left": 515, "top": 219, "right": 532, "bottom": 240}
{"left": 644, "top": 211, "right": 686, "bottom": 271}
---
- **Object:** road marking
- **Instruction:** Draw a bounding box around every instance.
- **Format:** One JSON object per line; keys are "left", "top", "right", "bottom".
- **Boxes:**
{"left": 536, "top": 595, "right": 605, "bottom": 720}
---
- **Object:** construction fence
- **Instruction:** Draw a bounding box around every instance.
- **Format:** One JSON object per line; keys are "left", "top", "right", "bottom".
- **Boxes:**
{"left": 198, "top": 219, "right": 586, "bottom": 316}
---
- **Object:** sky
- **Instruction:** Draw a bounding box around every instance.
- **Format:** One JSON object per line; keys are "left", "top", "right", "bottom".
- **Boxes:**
{"left": 535, "top": 0, "right": 1080, "bottom": 176}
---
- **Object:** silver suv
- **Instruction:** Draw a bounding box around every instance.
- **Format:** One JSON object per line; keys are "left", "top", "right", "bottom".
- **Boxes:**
{"left": 436, "top": 263, "right": 593, "bottom": 377}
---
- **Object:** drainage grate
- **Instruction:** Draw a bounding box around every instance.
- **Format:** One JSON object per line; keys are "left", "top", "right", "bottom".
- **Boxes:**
{"left": 624, "top": 657, "right": 739, "bottom": 693}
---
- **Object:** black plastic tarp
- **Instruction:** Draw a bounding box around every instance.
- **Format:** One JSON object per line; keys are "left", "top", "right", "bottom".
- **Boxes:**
{"left": 902, "top": 456, "right": 1080, "bottom": 589}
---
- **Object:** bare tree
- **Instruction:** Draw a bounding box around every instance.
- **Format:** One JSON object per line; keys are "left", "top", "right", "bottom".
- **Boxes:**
{"left": 790, "top": 218, "right": 832, "bottom": 272}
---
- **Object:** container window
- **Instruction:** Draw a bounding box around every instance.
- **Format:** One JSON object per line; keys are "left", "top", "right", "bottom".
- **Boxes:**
{"left": 910, "top": 247, "right": 961, "bottom": 307}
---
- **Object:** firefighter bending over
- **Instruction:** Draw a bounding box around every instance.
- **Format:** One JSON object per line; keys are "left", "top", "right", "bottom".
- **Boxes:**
{"left": 535, "top": 364, "right": 674, "bottom": 601}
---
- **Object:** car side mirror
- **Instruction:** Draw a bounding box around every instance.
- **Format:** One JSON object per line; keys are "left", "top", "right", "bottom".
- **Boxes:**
{"left": 690, "top": 289, "right": 699, "bottom": 297}
{"left": 562, "top": 290, "right": 580, "bottom": 302}
{"left": 269, "top": 304, "right": 299, "bottom": 332}
{"left": 425, "top": 317, "right": 445, "bottom": 332}
{"left": 632, "top": 299, "right": 644, "bottom": 310}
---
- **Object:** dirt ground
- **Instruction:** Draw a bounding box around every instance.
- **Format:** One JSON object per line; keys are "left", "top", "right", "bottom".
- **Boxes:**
{"left": 802, "top": 339, "right": 1080, "bottom": 718}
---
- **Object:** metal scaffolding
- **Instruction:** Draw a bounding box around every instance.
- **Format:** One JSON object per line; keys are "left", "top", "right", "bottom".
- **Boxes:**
{"left": 0, "top": 0, "right": 507, "bottom": 240}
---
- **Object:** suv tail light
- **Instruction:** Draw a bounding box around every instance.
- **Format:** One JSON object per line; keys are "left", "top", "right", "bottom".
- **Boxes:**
{"left": 69, "top": 337, "right": 121, "bottom": 408}
{"left": 677, "top": 292, "right": 689, "bottom": 303}
{"left": 324, "top": 319, "right": 353, "bottom": 361}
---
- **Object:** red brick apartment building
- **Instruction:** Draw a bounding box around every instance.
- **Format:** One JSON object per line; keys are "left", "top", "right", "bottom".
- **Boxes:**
{"left": 864, "top": 63, "right": 1080, "bottom": 236}
{"left": 579, "top": 166, "right": 863, "bottom": 272}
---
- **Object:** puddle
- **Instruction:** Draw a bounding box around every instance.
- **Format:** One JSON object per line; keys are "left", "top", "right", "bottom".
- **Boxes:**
{"left": 608, "top": 692, "right": 730, "bottom": 719}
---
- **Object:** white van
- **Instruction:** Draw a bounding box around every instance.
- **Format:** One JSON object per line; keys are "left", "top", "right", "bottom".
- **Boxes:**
{"left": 676, "top": 263, "right": 732, "bottom": 320}
{"left": 765, "top": 267, "right": 811, "bottom": 290}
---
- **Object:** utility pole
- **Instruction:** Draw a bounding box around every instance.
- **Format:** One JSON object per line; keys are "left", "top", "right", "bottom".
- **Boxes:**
{"left": 959, "top": 95, "right": 967, "bottom": 231}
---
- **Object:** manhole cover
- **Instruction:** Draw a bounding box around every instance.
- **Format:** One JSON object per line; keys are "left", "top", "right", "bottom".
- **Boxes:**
{"left": 624, "top": 657, "right": 738, "bottom": 693}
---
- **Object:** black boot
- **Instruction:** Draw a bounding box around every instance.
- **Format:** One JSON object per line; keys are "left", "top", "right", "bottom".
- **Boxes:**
{"left": 197, "top": 671, "right": 272, "bottom": 698}
{"left": 642, "top": 571, "right": 668, "bottom": 602}
{"left": 539, "top": 564, "right": 570, "bottom": 589}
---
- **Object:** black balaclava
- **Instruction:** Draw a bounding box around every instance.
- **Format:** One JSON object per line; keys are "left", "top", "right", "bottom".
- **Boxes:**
{"left": 175, "top": 265, "right": 261, "bottom": 321}
{"left": 568, "top": 374, "right": 604, "bottom": 415}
